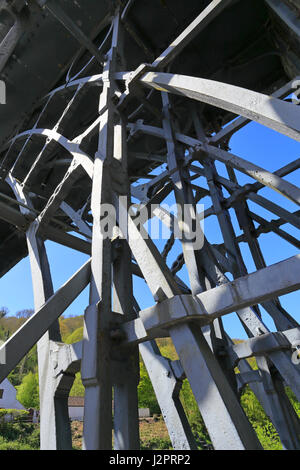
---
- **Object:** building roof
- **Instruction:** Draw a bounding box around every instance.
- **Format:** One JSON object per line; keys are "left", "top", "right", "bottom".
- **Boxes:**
{"left": 0, "top": 378, "right": 25, "bottom": 410}
{"left": 68, "top": 396, "right": 84, "bottom": 407}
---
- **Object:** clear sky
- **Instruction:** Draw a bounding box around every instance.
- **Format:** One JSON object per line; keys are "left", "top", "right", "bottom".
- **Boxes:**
{"left": 1, "top": 120, "right": 299, "bottom": 339}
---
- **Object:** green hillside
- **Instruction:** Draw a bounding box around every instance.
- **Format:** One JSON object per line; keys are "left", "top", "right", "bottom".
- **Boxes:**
{"left": 0, "top": 310, "right": 84, "bottom": 387}
{"left": 0, "top": 309, "right": 299, "bottom": 449}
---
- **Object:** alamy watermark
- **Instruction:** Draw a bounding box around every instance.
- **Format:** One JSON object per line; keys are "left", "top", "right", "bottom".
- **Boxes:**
{"left": 101, "top": 197, "right": 205, "bottom": 250}
{"left": 0, "top": 80, "right": 5, "bottom": 104}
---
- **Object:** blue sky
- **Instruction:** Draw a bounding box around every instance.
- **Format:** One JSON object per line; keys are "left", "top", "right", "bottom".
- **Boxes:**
{"left": 1, "top": 121, "right": 299, "bottom": 339}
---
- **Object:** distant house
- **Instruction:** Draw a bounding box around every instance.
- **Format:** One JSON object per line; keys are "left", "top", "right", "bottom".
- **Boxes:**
{"left": 0, "top": 378, "right": 25, "bottom": 410}
{"left": 68, "top": 396, "right": 150, "bottom": 421}
{"left": 68, "top": 396, "right": 84, "bottom": 421}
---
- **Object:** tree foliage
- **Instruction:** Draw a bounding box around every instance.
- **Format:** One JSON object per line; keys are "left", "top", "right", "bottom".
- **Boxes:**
{"left": 1, "top": 308, "right": 300, "bottom": 450}
{"left": 70, "top": 373, "right": 85, "bottom": 397}
{"left": 0, "top": 420, "right": 39, "bottom": 450}
{"left": 16, "top": 372, "right": 39, "bottom": 409}
{"left": 65, "top": 326, "right": 84, "bottom": 344}
{"left": 16, "top": 309, "right": 34, "bottom": 319}
{"left": 0, "top": 307, "right": 8, "bottom": 319}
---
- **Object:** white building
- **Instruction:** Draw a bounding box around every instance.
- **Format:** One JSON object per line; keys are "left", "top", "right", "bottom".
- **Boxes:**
{"left": 68, "top": 397, "right": 150, "bottom": 421}
{"left": 68, "top": 396, "right": 84, "bottom": 421}
{"left": 0, "top": 378, "right": 25, "bottom": 410}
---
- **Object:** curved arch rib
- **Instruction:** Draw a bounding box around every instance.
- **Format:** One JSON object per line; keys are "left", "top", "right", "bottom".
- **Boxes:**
{"left": 140, "top": 72, "right": 300, "bottom": 143}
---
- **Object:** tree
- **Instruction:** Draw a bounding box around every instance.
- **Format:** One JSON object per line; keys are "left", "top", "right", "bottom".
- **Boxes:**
{"left": 0, "top": 307, "right": 8, "bottom": 319}
{"left": 65, "top": 326, "right": 83, "bottom": 344}
{"left": 16, "top": 309, "right": 34, "bottom": 319}
{"left": 69, "top": 372, "right": 85, "bottom": 397}
{"left": 0, "top": 307, "right": 9, "bottom": 342}
{"left": 16, "top": 372, "right": 39, "bottom": 409}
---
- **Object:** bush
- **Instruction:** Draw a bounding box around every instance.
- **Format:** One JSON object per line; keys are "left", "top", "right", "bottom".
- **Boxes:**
{"left": 140, "top": 437, "right": 172, "bottom": 450}
{"left": 0, "top": 421, "right": 39, "bottom": 449}
{"left": 0, "top": 409, "right": 29, "bottom": 422}
{"left": 0, "top": 436, "right": 33, "bottom": 450}
{"left": 252, "top": 421, "right": 282, "bottom": 450}
{"left": 240, "top": 385, "right": 282, "bottom": 450}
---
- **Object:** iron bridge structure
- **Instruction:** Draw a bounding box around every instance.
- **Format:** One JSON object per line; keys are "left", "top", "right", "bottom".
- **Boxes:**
{"left": 0, "top": 0, "right": 300, "bottom": 450}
